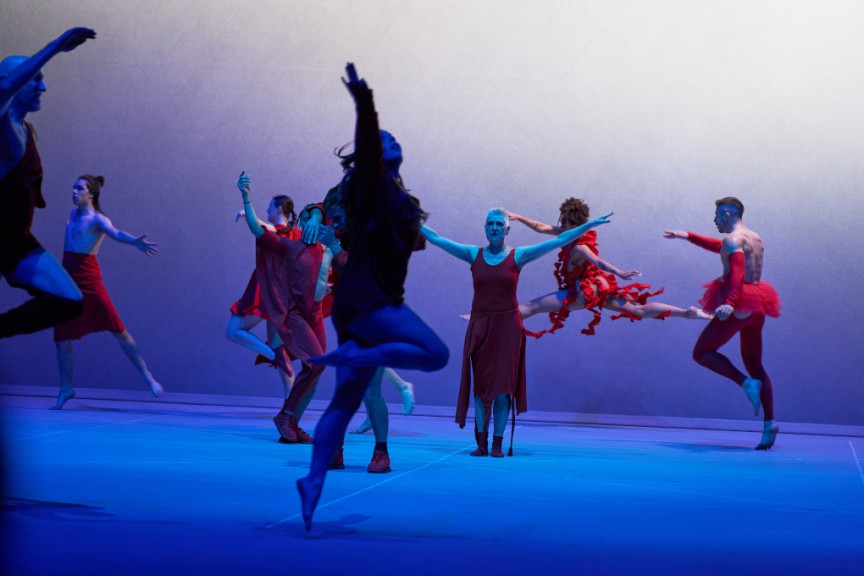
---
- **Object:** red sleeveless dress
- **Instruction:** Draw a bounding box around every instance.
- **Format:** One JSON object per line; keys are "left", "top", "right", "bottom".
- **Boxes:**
{"left": 524, "top": 231, "right": 666, "bottom": 338}
{"left": 456, "top": 249, "right": 527, "bottom": 429}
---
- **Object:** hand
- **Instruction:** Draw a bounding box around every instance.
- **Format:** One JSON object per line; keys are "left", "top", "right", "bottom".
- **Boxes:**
{"left": 504, "top": 209, "right": 520, "bottom": 221}
{"left": 342, "top": 62, "right": 367, "bottom": 95}
{"left": 318, "top": 225, "right": 335, "bottom": 248}
{"left": 237, "top": 171, "right": 251, "bottom": 200}
{"left": 664, "top": 230, "right": 687, "bottom": 239}
{"left": 53, "top": 27, "right": 97, "bottom": 53}
{"left": 591, "top": 212, "right": 613, "bottom": 226}
{"left": 715, "top": 304, "right": 733, "bottom": 321}
{"left": 301, "top": 210, "right": 323, "bottom": 244}
{"left": 235, "top": 210, "right": 245, "bottom": 223}
{"left": 618, "top": 269, "right": 641, "bottom": 280}
{"left": 134, "top": 234, "right": 158, "bottom": 256}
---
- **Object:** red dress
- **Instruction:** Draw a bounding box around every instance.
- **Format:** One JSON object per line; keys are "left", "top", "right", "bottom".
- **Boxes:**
{"left": 54, "top": 253, "right": 126, "bottom": 341}
{"left": 525, "top": 231, "right": 665, "bottom": 337}
{"left": 230, "top": 224, "right": 300, "bottom": 319}
{"left": 457, "top": 249, "right": 527, "bottom": 429}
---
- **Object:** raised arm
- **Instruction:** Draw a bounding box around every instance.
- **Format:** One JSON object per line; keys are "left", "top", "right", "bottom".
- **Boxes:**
{"left": 96, "top": 215, "right": 157, "bottom": 256}
{"left": 0, "top": 28, "right": 96, "bottom": 114}
{"left": 234, "top": 210, "right": 276, "bottom": 233}
{"left": 236, "top": 171, "right": 265, "bottom": 238}
{"left": 506, "top": 210, "right": 561, "bottom": 236}
{"left": 514, "top": 212, "right": 613, "bottom": 268}
{"left": 420, "top": 224, "right": 478, "bottom": 264}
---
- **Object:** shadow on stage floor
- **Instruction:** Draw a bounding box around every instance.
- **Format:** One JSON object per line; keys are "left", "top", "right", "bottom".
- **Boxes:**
{"left": 2, "top": 388, "right": 862, "bottom": 576}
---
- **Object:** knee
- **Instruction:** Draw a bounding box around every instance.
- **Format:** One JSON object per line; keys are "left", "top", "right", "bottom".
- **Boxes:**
{"left": 423, "top": 338, "right": 449, "bottom": 372}
{"left": 692, "top": 346, "right": 707, "bottom": 365}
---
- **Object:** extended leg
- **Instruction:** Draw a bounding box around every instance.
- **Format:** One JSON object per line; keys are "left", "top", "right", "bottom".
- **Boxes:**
{"left": 608, "top": 298, "right": 710, "bottom": 320}
{"left": 114, "top": 331, "right": 163, "bottom": 396}
{"left": 51, "top": 340, "right": 77, "bottom": 410}
{"left": 519, "top": 290, "right": 567, "bottom": 320}
{"left": 738, "top": 315, "right": 779, "bottom": 449}
{"left": 693, "top": 316, "right": 762, "bottom": 415}
{"left": 226, "top": 314, "right": 274, "bottom": 359}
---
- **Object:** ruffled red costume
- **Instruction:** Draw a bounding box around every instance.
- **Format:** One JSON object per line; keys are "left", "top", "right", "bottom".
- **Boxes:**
{"left": 525, "top": 231, "right": 665, "bottom": 338}
{"left": 54, "top": 252, "right": 126, "bottom": 341}
{"left": 230, "top": 224, "right": 301, "bottom": 319}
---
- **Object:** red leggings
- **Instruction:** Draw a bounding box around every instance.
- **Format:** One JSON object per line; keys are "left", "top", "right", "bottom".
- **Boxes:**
{"left": 692, "top": 313, "right": 774, "bottom": 421}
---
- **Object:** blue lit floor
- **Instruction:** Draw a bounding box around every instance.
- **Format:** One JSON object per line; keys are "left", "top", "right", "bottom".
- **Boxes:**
{"left": 2, "top": 391, "right": 863, "bottom": 576}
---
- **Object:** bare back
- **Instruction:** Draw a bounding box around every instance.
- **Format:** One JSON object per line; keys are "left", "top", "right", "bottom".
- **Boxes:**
{"left": 721, "top": 226, "right": 764, "bottom": 284}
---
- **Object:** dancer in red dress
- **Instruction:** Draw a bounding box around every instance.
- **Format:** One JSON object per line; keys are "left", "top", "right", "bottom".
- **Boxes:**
{"left": 227, "top": 195, "right": 301, "bottom": 398}
{"left": 665, "top": 197, "right": 780, "bottom": 449}
{"left": 508, "top": 198, "right": 709, "bottom": 337}
{"left": 52, "top": 175, "right": 161, "bottom": 409}
{"left": 422, "top": 207, "right": 611, "bottom": 456}
{"left": 295, "top": 64, "right": 448, "bottom": 530}
{"left": 1, "top": 28, "right": 96, "bottom": 338}
{"left": 236, "top": 173, "right": 328, "bottom": 445}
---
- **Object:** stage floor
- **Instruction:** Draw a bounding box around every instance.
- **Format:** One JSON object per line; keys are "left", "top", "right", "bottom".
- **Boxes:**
{"left": 2, "top": 391, "right": 862, "bottom": 576}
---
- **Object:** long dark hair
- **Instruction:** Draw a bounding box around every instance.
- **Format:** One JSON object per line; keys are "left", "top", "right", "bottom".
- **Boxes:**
{"left": 77, "top": 174, "right": 105, "bottom": 213}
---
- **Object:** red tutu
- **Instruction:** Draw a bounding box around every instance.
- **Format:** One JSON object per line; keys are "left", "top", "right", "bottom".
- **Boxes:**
{"left": 699, "top": 278, "right": 781, "bottom": 317}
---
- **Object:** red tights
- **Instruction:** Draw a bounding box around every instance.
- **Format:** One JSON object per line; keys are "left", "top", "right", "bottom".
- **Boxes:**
{"left": 692, "top": 314, "right": 774, "bottom": 421}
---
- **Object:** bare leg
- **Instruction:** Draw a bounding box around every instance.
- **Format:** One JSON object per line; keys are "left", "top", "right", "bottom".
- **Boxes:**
{"left": 606, "top": 298, "right": 710, "bottom": 320}
{"left": 518, "top": 290, "right": 568, "bottom": 320}
{"left": 226, "top": 314, "right": 274, "bottom": 359}
{"left": 51, "top": 340, "right": 76, "bottom": 410}
{"left": 113, "top": 331, "right": 162, "bottom": 396}
{"left": 382, "top": 367, "right": 414, "bottom": 415}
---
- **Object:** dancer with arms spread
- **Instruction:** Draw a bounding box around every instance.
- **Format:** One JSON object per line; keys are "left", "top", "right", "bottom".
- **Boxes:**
{"left": 422, "top": 207, "right": 611, "bottom": 457}
{"left": 0, "top": 28, "right": 96, "bottom": 338}
{"left": 52, "top": 175, "right": 161, "bottom": 409}
{"left": 296, "top": 63, "right": 448, "bottom": 530}
{"left": 508, "top": 198, "right": 709, "bottom": 338}
{"left": 665, "top": 197, "right": 780, "bottom": 449}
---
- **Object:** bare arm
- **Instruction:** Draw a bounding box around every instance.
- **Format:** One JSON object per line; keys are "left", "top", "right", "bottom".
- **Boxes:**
{"left": 236, "top": 171, "right": 264, "bottom": 238}
{"left": 420, "top": 224, "right": 478, "bottom": 264}
{"left": 0, "top": 28, "right": 96, "bottom": 114}
{"left": 506, "top": 210, "right": 561, "bottom": 235}
{"left": 234, "top": 209, "right": 276, "bottom": 233}
{"left": 96, "top": 215, "right": 158, "bottom": 256}
{"left": 514, "top": 213, "right": 613, "bottom": 268}
{"left": 572, "top": 244, "right": 639, "bottom": 279}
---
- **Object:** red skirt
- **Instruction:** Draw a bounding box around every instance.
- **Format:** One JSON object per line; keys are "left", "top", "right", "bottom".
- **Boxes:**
{"left": 54, "top": 252, "right": 125, "bottom": 341}
{"left": 699, "top": 278, "right": 781, "bottom": 317}
{"left": 230, "top": 270, "right": 268, "bottom": 319}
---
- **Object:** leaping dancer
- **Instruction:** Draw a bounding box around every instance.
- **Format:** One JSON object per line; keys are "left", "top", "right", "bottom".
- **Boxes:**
{"left": 665, "top": 196, "right": 780, "bottom": 450}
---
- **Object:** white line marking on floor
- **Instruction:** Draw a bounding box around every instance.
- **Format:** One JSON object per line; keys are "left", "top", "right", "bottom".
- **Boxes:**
{"left": 850, "top": 440, "right": 864, "bottom": 487}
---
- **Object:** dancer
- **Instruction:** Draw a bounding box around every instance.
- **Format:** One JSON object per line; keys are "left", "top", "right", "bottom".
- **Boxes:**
{"left": 296, "top": 63, "right": 448, "bottom": 530}
{"left": 236, "top": 173, "right": 327, "bottom": 445}
{"left": 227, "top": 195, "right": 301, "bottom": 398}
{"left": 52, "top": 175, "right": 161, "bottom": 409}
{"left": 422, "top": 208, "right": 611, "bottom": 457}
{"left": 665, "top": 197, "right": 780, "bottom": 449}
{"left": 1, "top": 28, "right": 96, "bottom": 338}
{"left": 507, "top": 198, "right": 709, "bottom": 337}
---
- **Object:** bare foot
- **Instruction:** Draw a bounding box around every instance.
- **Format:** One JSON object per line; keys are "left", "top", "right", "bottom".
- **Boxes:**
{"left": 49, "top": 389, "right": 76, "bottom": 410}
{"left": 755, "top": 421, "right": 779, "bottom": 450}
{"left": 686, "top": 307, "right": 712, "bottom": 320}
{"left": 296, "top": 475, "right": 324, "bottom": 531}
{"left": 349, "top": 417, "right": 372, "bottom": 434}
{"left": 148, "top": 380, "right": 164, "bottom": 397}
{"left": 741, "top": 378, "right": 762, "bottom": 415}
{"left": 400, "top": 382, "right": 415, "bottom": 415}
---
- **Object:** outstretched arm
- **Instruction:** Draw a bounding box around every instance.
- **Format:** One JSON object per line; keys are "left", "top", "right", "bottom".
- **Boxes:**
{"left": 664, "top": 230, "right": 722, "bottom": 253}
{"left": 571, "top": 244, "right": 639, "bottom": 279}
{"left": 514, "top": 213, "right": 613, "bottom": 268}
{"left": 420, "top": 225, "right": 478, "bottom": 264}
{"left": 96, "top": 216, "right": 158, "bottom": 256}
{"left": 0, "top": 28, "right": 96, "bottom": 114}
{"left": 236, "top": 171, "right": 265, "bottom": 238}
{"left": 506, "top": 210, "right": 561, "bottom": 236}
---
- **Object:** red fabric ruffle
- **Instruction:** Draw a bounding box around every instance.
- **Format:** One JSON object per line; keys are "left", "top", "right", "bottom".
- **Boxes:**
{"left": 699, "top": 278, "right": 781, "bottom": 317}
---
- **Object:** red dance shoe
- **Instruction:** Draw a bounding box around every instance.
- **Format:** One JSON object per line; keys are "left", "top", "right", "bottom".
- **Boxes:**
{"left": 273, "top": 412, "right": 313, "bottom": 444}
{"left": 367, "top": 449, "right": 391, "bottom": 473}
{"left": 329, "top": 447, "right": 345, "bottom": 470}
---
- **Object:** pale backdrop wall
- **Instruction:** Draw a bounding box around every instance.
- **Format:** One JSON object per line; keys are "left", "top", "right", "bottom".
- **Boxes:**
{"left": 2, "top": 0, "right": 863, "bottom": 425}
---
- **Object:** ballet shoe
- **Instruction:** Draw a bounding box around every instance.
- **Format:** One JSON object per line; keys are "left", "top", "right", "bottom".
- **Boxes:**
{"left": 367, "top": 449, "right": 391, "bottom": 473}
{"left": 400, "top": 382, "right": 415, "bottom": 416}
{"left": 755, "top": 422, "right": 779, "bottom": 450}
{"left": 490, "top": 435, "right": 505, "bottom": 458}
{"left": 741, "top": 378, "right": 762, "bottom": 415}
{"left": 349, "top": 418, "right": 372, "bottom": 434}
{"left": 470, "top": 430, "right": 488, "bottom": 457}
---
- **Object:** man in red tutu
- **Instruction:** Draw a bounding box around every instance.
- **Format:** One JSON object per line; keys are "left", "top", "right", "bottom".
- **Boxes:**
{"left": 52, "top": 174, "right": 161, "bottom": 409}
{"left": 665, "top": 196, "right": 781, "bottom": 449}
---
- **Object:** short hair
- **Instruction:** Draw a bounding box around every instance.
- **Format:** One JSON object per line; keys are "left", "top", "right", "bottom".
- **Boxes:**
{"left": 558, "top": 197, "right": 590, "bottom": 228}
{"left": 715, "top": 196, "right": 744, "bottom": 218}
{"left": 77, "top": 174, "right": 105, "bottom": 213}
{"left": 487, "top": 207, "right": 509, "bottom": 227}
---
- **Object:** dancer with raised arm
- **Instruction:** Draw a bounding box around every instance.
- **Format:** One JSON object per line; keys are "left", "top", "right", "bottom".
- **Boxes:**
{"left": 52, "top": 175, "right": 161, "bottom": 409}
{"left": 508, "top": 198, "right": 709, "bottom": 337}
{"left": 235, "top": 173, "right": 327, "bottom": 445}
{"left": 665, "top": 197, "right": 780, "bottom": 449}
{"left": 1, "top": 28, "right": 96, "bottom": 338}
{"left": 422, "top": 208, "right": 611, "bottom": 457}
{"left": 296, "top": 64, "right": 448, "bottom": 530}
{"left": 227, "top": 195, "right": 301, "bottom": 398}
